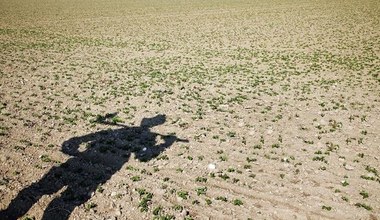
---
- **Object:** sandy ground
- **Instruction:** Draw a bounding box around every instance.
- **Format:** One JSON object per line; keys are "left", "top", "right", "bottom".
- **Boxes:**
{"left": 0, "top": 0, "right": 379, "bottom": 219}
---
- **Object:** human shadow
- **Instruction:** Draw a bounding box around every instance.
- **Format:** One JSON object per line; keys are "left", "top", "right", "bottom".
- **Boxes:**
{"left": 0, "top": 114, "right": 187, "bottom": 220}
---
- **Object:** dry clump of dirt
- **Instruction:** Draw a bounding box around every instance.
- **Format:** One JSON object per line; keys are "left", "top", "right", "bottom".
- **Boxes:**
{"left": 0, "top": 0, "right": 379, "bottom": 219}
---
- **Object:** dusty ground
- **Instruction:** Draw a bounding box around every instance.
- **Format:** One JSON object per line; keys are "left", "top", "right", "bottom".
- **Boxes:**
{"left": 0, "top": 0, "right": 379, "bottom": 219}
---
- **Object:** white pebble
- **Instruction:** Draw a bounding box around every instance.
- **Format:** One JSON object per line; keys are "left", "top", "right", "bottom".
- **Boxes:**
{"left": 208, "top": 163, "right": 216, "bottom": 170}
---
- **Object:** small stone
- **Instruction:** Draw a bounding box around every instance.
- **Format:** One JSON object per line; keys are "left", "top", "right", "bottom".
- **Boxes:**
{"left": 0, "top": 155, "right": 8, "bottom": 162}
{"left": 267, "top": 129, "right": 273, "bottom": 134}
{"left": 114, "top": 209, "right": 122, "bottom": 216}
{"left": 320, "top": 119, "right": 327, "bottom": 125}
{"left": 344, "top": 164, "right": 354, "bottom": 171}
{"left": 219, "top": 104, "right": 229, "bottom": 110}
{"left": 207, "top": 163, "right": 216, "bottom": 170}
{"left": 249, "top": 129, "right": 255, "bottom": 136}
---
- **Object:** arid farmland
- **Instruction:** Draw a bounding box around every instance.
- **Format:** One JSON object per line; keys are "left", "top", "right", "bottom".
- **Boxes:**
{"left": 0, "top": 0, "right": 379, "bottom": 219}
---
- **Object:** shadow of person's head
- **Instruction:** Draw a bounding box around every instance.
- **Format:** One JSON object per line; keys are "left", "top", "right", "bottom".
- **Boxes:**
{"left": 140, "top": 114, "right": 166, "bottom": 128}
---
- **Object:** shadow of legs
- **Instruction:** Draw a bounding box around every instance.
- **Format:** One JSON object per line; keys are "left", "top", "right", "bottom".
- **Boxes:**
{"left": 0, "top": 167, "right": 65, "bottom": 220}
{"left": 41, "top": 185, "right": 92, "bottom": 220}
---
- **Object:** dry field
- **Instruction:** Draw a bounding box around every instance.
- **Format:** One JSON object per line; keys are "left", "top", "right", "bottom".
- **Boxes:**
{"left": 0, "top": 0, "right": 379, "bottom": 219}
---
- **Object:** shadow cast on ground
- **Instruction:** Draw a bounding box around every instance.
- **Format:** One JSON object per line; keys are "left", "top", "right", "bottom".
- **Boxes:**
{"left": 0, "top": 114, "right": 187, "bottom": 219}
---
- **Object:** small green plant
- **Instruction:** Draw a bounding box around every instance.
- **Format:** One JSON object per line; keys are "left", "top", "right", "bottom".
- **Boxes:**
{"left": 341, "top": 180, "right": 349, "bottom": 187}
{"left": 227, "top": 131, "right": 236, "bottom": 137}
{"left": 192, "top": 200, "right": 200, "bottom": 205}
{"left": 96, "top": 185, "right": 104, "bottom": 193}
{"left": 195, "top": 187, "right": 207, "bottom": 196}
{"left": 253, "top": 144, "right": 262, "bottom": 149}
{"left": 246, "top": 157, "right": 257, "bottom": 162}
{"left": 138, "top": 191, "right": 153, "bottom": 212}
{"left": 85, "top": 202, "right": 97, "bottom": 211}
{"left": 131, "top": 175, "right": 141, "bottom": 182}
{"left": 232, "top": 199, "right": 243, "bottom": 206}
{"left": 365, "top": 166, "right": 378, "bottom": 176}
{"left": 313, "top": 156, "right": 326, "bottom": 163}
{"left": 40, "top": 155, "right": 51, "bottom": 162}
{"left": 153, "top": 214, "right": 174, "bottom": 220}
{"left": 177, "top": 191, "right": 189, "bottom": 200}
{"left": 355, "top": 203, "right": 372, "bottom": 211}
{"left": 359, "top": 190, "right": 369, "bottom": 199}
{"left": 176, "top": 168, "right": 183, "bottom": 173}
{"left": 219, "top": 173, "right": 230, "bottom": 180}
{"left": 219, "top": 155, "right": 228, "bottom": 161}
{"left": 173, "top": 204, "right": 183, "bottom": 211}
{"left": 216, "top": 196, "right": 228, "bottom": 202}
{"left": 322, "top": 205, "right": 332, "bottom": 211}
{"left": 157, "top": 155, "right": 169, "bottom": 160}
{"left": 195, "top": 177, "right": 207, "bottom": 182}
{"left": 153, "top": 206, "right": 163, "bottom": 216}
{"left": 360, "top": 175, "right": 375, "bottom": 181}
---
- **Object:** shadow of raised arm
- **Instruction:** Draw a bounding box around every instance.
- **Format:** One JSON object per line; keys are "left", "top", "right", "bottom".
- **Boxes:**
{"left": 135, "top": 133, "right": 188, "bottom": 162}
{"left": 159, "top": 134, "right": 188, "bottom": 148}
